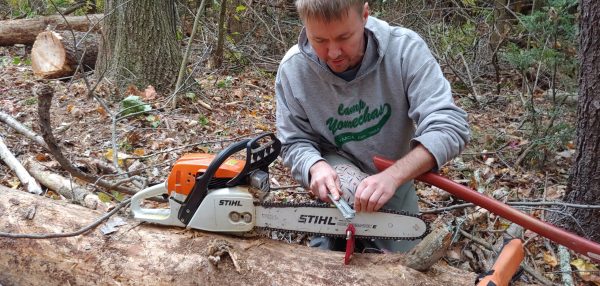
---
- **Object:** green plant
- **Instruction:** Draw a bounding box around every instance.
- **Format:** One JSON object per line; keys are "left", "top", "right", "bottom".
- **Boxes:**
{"left": 216, "top": 76, "right": 233, "bottom": 88}
{"left": 198, "top": 114, "right": 209, "bottom": 126}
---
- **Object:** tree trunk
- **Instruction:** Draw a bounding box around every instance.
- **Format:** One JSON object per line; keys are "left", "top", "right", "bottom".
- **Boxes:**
{"left": 95, "top": 0, "right": 182, "bottom": 94}
{"left": 31, "top": 30, "right": 98, "bottom": 79}
{"left": 551, "top": 0, "right": 600, "bottom": 243}
{"left": 0, "top": 14, "right": 102, "bottom": 46}
{"left": 212, "top": 0, "right": 228, "bottom": 68}
{"left": 0, "top": 188, "right": 476, "bottom": 286}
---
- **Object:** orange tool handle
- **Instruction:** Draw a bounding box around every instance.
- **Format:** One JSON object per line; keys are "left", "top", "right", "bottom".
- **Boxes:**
{"left": 477, "top": 239, "right": 524, "bottom": 286}
{"left": 373, "top": 156, "right": 600, "bottom": 263}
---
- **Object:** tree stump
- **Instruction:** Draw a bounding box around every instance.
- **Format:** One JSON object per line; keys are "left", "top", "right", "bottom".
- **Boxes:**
{"left": 31, "top": 30, "right": 98, "bottom": 79}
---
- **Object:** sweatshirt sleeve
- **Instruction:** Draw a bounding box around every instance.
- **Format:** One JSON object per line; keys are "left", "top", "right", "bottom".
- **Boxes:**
{"left": 404, "top": 42, "right": 470, "bottom": 168}
{"left": 275, "top": 68, "right": 323, "bottom": 187}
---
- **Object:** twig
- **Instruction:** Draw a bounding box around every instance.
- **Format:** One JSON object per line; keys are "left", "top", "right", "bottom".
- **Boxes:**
{"left": 421, "top": 201, "right": 600, "bottom": 214}
{"left": 459, "top": 52, "right": 480, "bottom": 102}
{"left": 0, "top": 135, "right": 43, "bottom": 195}
{"left": 0, "top": 198, "right": 131, "bottom": 239}
{"left": 172, "top": 0, "right": 207, "bottom": 108}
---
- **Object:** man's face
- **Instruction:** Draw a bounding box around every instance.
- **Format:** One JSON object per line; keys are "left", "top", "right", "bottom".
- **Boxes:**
{"left": 304, "top": 4, "right": 369, "bottom": 73}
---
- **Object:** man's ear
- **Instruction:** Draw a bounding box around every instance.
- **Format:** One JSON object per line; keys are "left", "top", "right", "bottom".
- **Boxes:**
{"left": 362, "top": 2, "right": 370, "bottom": 22}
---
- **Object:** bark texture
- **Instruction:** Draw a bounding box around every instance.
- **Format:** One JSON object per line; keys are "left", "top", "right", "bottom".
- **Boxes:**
{"left": 0, "top": 189, "right": 476, "bottom": 286}
{"left": 552, "top": 0, "right": 600, "bottom": 242}
{"left": 0, "top": 14, "right": 102, "bottom": 46}
{"left": 95, "top": 0, "right": 182, "bottom": 93}
{"left": 31, "top": 30, "right": 98, "bottom": 79}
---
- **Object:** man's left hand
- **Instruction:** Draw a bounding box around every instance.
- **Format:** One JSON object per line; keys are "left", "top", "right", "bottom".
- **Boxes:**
{"left": 354, "top": 172, "right": 399, "bottom": 212}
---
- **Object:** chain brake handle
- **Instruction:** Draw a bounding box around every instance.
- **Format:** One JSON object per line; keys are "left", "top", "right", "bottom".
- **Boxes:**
{"left": 177, "top": 133, "right": 280, "bottom": 225}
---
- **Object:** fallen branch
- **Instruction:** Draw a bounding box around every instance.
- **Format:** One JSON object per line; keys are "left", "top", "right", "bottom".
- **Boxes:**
{"left": 0, "top": 135, "right": 42, "bottom": 195}
{"left": 0, "top": 110, "right": 48, "bottom": 150}
{"left": 35, "top": 83, "right": 136, "bottom": 196}
{"left": 24, "top": 158, "right": 102, "bottom": 210}
{"left": 558, "top": 245, "right": 574, "bottom": 286}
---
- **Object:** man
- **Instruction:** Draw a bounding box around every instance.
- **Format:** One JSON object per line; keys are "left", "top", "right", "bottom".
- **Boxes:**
{"left": 275, "top": 0, "right": 470, "bottom": 252}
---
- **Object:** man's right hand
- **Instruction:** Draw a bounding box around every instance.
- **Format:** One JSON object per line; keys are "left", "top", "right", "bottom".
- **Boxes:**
{"left": 309, "top": 161, "right": 341, "bottom": 202}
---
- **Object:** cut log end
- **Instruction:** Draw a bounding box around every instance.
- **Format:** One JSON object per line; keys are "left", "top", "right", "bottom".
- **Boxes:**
{"left": 31, "top": 31, "right": 73, "bottom": 79}
{"left": 31, "top": 30, "right": 98, "bottom": 79}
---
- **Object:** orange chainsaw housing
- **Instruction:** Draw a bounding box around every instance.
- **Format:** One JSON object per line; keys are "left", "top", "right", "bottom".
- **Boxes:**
{"left": 166, "top": 153, "right": 245, "bottom": 196}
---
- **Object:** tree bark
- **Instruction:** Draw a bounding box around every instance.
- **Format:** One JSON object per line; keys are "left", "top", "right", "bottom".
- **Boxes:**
{"left": 95, "top": 0, "right": 182, "bottom": 94}
{"left": 0, "top": 188, "right": 476, "bottom": 286}
{"left": 0, "top": 14, "right": 102, "bottom": 46}
{"left": 31, "top": 30, "right": 98, "bottom": 79}
{"left": 551, "top": 0, "right": 600, "bottom": 243}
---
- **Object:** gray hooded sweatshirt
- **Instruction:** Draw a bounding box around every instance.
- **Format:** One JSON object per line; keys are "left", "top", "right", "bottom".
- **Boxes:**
{"left": 276, "top": 16, "right": 470, "bottom": 188}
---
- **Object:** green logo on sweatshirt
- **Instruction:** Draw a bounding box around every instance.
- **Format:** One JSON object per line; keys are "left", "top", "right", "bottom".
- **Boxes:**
{"left": 325, "top": 100, "right": 391, "bottom": 146}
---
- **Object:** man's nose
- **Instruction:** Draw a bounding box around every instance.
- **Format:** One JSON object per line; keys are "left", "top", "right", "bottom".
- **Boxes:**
{"left": 327, "top": 44, "right": 342, "bottom": 59}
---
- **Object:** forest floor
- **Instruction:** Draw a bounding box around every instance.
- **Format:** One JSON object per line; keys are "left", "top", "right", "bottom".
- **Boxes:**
{"left": 0, "top": 44, "right": 597, "bottom": 286}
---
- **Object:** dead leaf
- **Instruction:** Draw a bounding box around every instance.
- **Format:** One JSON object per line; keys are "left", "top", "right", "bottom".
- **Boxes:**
{"left": 546, "top": 185, "right": 566, "bottom": 200}
{"left": 133, "top": 148, "right": 145, "bottom": 156}
{"left": 543, "top": 251, "right": 558, "bottom": 267}
{"left": 104, "top": 149, "right": 131, "bottom": 166}
{"left": 99, "top": 217, "right": 127, "bottom": 235}
{"left": 142, "top": 85, "right": 157, "bottom": 101}
{"left": 126, "top": 85, "right": 141, "bottom": 97}
{"left": 35, "top": 153, "right": 50, "bottom": 161}
{"left": 571, "top": 258, "right": 600, "bottom": 285}
{"left": 97, "top": 106, "right": 107, "bottom": 117}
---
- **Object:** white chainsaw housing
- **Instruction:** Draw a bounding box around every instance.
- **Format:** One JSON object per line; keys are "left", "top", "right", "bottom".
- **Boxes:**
{"left": 131, "top": 182, "right": 256, "bottom": 232}
{"left": 187, "top": 186, "right": 255, "bottom": 232}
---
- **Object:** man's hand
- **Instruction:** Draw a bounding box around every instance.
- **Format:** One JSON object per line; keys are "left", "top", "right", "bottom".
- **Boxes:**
{"left": 354, "top": 171, "right": 400, "bottom": 212}
{"left": 309, "top": 161, "right": 341, "bottom": 202}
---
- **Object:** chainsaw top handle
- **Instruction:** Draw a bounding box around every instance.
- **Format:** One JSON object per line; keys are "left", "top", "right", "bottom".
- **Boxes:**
{"left": 177, "top": 133, "right": 281, "bottom": 225}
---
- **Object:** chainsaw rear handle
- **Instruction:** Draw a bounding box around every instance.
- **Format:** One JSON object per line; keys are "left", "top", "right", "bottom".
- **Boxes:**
{"left": 373, "top": 156, "right": 600, "bottom": 263}
{"left": 130, "top": 182, "right": 185, "bottom": 227}
{"left": 178, "top": 133, "right": 281, "bottom": 225}
{"left": 477, "top": 239, "right": 524, "bottom": 286}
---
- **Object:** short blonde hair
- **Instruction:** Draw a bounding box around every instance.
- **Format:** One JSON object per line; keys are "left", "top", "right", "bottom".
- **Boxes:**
{"left": 295, "top": 0, "right": 366, "bottom": 22}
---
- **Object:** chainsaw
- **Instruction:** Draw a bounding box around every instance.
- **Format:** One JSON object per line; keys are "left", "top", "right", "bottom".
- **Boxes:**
{"left": 131, "top": 133, "right": 429, "bottom": 247}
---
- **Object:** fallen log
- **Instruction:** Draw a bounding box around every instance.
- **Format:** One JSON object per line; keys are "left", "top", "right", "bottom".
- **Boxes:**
{"left": 31, "top": 30, "right": 98, "bottom": 79}
{"left": 0, "top": 189, "right": 476, "bottom": 286}
{"left": 0, "top": 14, "right": 102, "bottom": 46}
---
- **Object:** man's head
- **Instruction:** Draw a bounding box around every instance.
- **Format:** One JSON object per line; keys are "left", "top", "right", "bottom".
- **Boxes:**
{"left": 296, "top": 0, "right": 370, "bottom": 73}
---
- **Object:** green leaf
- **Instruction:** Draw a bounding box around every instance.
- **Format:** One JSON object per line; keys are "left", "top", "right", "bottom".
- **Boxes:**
{"left": 120, "top": 95, "right": 151, "bottom": 116}
{"left": 12, "top": 57, "right": 21, "bottom": 65}
{"left": 111, "top": 191, "right": 125, "bottom": 202}
{"left": 98, "top": 192, "right": 112, "bottom": 203}
{"left": 185, "top": 92, "right": 196, "bottom": 100}
{"left": 235, "top": 5, "right": 246, "bottom": 13}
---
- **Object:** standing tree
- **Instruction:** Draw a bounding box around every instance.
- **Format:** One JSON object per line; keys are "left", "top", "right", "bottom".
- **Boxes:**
{"left": 552, "top": 0, "right": 600, "bottom": 243}
{"left": 95, "top": 0, "right": 182, "bottom": 93}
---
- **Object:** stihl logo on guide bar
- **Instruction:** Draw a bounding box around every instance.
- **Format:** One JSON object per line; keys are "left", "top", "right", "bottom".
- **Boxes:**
{"left": 219, "top": 200, "right": 242, "bottom": 206}
{"left": 298, "top": 215, "right": 336, "bottom": 225}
